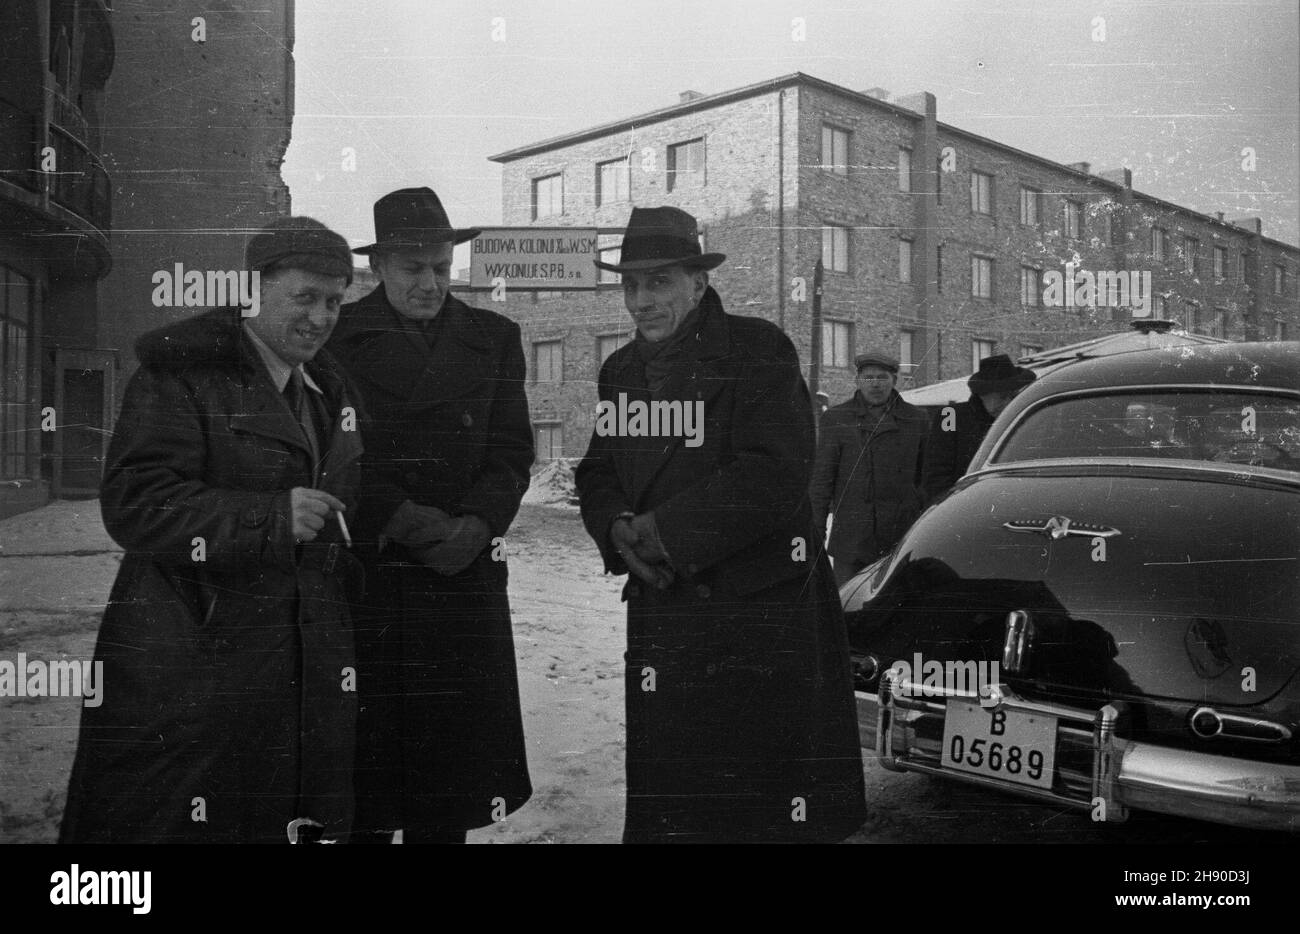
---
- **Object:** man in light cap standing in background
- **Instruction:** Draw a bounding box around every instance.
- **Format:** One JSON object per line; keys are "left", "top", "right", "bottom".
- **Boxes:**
{"left": 326, "top": 187, "right": 533, "bottom": 844}
{"left": 61, "top": 216, "right": 363, "bottom": 843}
{"left": 811, "top": 350, "right": 929, "bottom": 587}
{"left": 575, "top": 206, "right": 866, "bottom": 843}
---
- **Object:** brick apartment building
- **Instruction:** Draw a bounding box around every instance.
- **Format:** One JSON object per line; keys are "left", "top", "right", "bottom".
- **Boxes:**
{"left": 483, "top": 73, "right": 1298, "bottom": 461}
{"left": 0, "top": 0, "right": 294, "bottom": 518}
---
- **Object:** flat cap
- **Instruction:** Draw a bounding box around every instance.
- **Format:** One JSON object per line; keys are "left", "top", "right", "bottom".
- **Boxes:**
{"left": 854, "top": 349, "right": 900, "bottom": 373}
{"left": 245, "top": 216, "right": 354, "bottom": 285}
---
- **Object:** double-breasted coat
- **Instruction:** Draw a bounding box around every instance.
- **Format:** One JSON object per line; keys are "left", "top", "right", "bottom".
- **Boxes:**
{"left": 810, "top": 391, "right": 929, "bottom": 579}
{"left": 325, "top": 285, "right": 533, "bottom": 834}
{"left": 575, "top": 287, "right": 867, "bottom": 843}
{"left": 59, "top": 309, "right": 363, "bottom": 843}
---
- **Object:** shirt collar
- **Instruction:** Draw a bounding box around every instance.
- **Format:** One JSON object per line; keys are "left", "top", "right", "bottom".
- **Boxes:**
{"left": 241, "top": 322, "right": 323, "bottom": 394}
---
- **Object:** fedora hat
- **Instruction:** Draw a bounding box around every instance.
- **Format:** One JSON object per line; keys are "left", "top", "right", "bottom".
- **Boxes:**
{"left": 967, "top": 354, "right": 1037, "bottom": 395}
{"left": 593, "top": 206, "right": 726, "bottom": 273}
{"left": 352, "top": 187, "right": 481, "bottom": 254}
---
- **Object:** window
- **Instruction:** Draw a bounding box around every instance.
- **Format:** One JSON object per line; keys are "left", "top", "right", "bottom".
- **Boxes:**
{"left": 898, "top": 238, "right": 913, "bottom": 283}
{"left": 667, "top": 138, "right": 705, "bottom": 192}
{"left": 1100, "top": 212, "right": 1113, "bottom": 245}
{"left": 970, "top": 171, "right": 993, "bottom": 215}
{"left": 935, "top": 157, "right": 943, "bottom": 204}
{"left": 1064, "top": 200, "right": 1082, "bottom": 239}
{"left": 822, "top": 224, "right": 849, "bottom": 273}
{"left": 821, "top": 125, "right": 849, "bottom": 175}
{"left": 535, "top": 423, "right": 563, "bottom": 462}
{"left": 1019, "top": 187, "right": 1040, "bottom": 225}
{"left": 1184, "top": 301, "right": 1199, "bottom": 333}
{"left": 1183, "top": 237, "right": 1198, "bottom": 275}
{"left": 533, "top": 339, "right": 563, "bottom": 382}
{"left": 1151, "top": 226, "right": 1166, "bottom": 261}
{"left": 822, "top": 319, "right": 853, "bottom": 368}
{"left": 1275, "top": 265, "right": 1286, "bottom": 295}
{"left": 596, "top": 157, "right": 629, "bottom": 206}
{"left": 899, "top": 329, "right": 917, "bottom": 386}
{"left": 1212, "top": 245, "right": 1226, "bottom": 279}
{"left": 1211, "top": 308, "right": 1229, "bottom": 339}
{"left": 898, "top": 147, "right": 912, "bottom": 192}
{"left": 532, "top": 173, "right": 563, "bottom": 219}
{"left": 972, "top": 339, "right": 996, "bottom": 372}
{"left": 971, "top": 255, "right": 993, "bottom": 299}
{"left": 596, "top": 234, "right": 621, "bottom": 285}
{"left": 597, "top": 332, "right": 630, "bottom": 362}
{"left": 1020, "top": 344, "right": 1043, "bottom": 358}
{"left": 0, "top": 266, "right": 34, "bottom": 478}
{"left": 935, "top": 244, "right": 943, "bottom": 293}
{"left": 1276, "top": 319, "right": 1289, "bottom": 341}
{"left": 1020, "top": 266, "right": 1039, "bottom": 306}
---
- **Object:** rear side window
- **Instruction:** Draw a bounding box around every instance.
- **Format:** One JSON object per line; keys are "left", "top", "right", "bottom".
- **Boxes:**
{"left": 990, "top": 390, "right": 1300, "bottom": 471}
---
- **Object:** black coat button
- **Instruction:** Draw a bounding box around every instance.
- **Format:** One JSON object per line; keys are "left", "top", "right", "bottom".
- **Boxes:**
{"left": 462, "top": 412, "right": 474, "bottom": 427}
{"left": 695, "top": 584, "right": 711, "bottom": 599}
{"left": 705, "top": 662, "right": 718, "bottom": 676}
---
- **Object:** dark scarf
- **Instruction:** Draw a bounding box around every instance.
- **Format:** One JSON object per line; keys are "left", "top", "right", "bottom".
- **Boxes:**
{"left": 635, "top": 306, "right": 702, "bottom": 393}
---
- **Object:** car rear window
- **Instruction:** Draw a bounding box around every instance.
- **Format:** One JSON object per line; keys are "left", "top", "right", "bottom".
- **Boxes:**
{"left": 990, "top": 390, "right": 1300, "bottom": 471}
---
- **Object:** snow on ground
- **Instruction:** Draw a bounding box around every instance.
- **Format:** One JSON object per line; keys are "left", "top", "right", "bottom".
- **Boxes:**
{"left": 0, "top": 498, "right": 630, "bottom": 844}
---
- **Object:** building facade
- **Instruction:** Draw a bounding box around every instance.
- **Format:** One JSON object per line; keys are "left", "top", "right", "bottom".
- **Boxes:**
{"left": 0, "top": 0, "right": 294, "bottom": 518}
{"left": 483, "top": 74, "right": 1298, "bottom": 460}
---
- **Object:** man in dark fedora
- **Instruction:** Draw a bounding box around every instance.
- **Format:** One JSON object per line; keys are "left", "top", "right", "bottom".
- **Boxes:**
{"left": 574, "top": 206, "right": 866, "bottom": 843}
{"left": 62, "top": 217, "right": 363, "bottom": 843}
{"left": 811, "top": 349, "right": 930, "bottom": 587}
{"left": 921, "top": 353, "right": 1037, "bottom": 501}
{"left": 325, "top": 187, "right": 532, "bottom": 843}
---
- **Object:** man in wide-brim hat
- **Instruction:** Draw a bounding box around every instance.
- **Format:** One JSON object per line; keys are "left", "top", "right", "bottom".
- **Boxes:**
{"left": 325, "top": 187, "right": 533, "bottom": 843}
{"left": 576, "top": 205, "right": 867, "bottom": 843}
{"left": 921, "top": 353, "right": 1037, "bottom": 501}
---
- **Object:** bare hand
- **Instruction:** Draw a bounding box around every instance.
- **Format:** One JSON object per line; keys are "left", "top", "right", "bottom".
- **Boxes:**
{"left": 291, "top": 487, "right": 346, "bottom": 542}
{"left": 382, "top": 500, "right": 454, "bottom": 547}
{"left": 611, "top": 517, "right": 673, "bottom": 589}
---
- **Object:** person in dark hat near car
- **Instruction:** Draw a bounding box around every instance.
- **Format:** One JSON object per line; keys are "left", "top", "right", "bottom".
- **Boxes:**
{"left": 574, "top": 206, "right": 867, "bottom": 844}
{"left": 810, "top": 350, "right": 930, "bottom": 587}
{"left": 324, "top": 187, "right": 533, "bottom": 844}
{"left": 921, "top": 353, "right": 1037, "bottom": 502}
{"left": 61, "top": 217, "right": 363, "bottom": 843}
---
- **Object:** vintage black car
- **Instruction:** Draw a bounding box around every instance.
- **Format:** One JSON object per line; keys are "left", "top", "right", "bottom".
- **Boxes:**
{"left": 842, "top": 341, "right": 1299, "bottom": 832}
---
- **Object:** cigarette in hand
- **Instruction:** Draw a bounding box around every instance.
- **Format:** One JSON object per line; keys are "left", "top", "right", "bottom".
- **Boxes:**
{"left": 336, "top": 511, "right": 352, "bottom": 547}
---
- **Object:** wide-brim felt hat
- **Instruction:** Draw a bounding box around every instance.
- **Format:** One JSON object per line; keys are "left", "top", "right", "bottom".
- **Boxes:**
{"left": 353, "top": 187, "right": 481, "bottom": 254}
{"left": 968, "top": 354, "right": 1037, "bottom": 395}
{"left": 593, "top": 206, "right": 726, "bottom": 273}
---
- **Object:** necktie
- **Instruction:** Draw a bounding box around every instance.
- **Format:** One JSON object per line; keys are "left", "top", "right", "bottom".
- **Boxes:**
{"left": 284, "top": 369, "right": 322, "bottom": 480}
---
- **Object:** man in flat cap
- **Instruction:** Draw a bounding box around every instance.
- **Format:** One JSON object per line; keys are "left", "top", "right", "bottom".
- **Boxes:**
{"left": 325, "top": 187, "right": 532, "bottom": 844}
{"left": 61, "top": 217, "right": 363, "bottom": 843}
{"left": 921, "top": 353, "right": 1036, "bottom": 502}
{"left": 811, "top": 350, "right": 929, "bottom": 587}
{"left": 574, "top": 206, "right": 866, "bottom": 843}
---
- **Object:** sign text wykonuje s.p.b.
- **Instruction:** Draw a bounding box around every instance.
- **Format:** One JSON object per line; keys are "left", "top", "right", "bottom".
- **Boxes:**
{"left": 469, "top": 227, "right": 600, "bottom": 290}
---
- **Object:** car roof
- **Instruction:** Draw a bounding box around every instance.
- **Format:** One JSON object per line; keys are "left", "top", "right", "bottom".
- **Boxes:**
{"left": 1009, "top": 341, "right": 1299, "bottom": 405}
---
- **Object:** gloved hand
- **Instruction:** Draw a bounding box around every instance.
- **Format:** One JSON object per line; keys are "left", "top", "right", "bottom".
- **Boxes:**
{"left": 412, "top": 514, "right": 493, "bottom": 576}
{"left": 381, "top": 499, "right": 454, "bottom": 549}
{"left": 611, "top": 513, "right": 674, "bottom": 590}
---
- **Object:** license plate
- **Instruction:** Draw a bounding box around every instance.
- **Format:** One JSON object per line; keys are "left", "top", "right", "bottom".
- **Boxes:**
{"left": 941, "top": 700, "right": 1057, "bottom": 789}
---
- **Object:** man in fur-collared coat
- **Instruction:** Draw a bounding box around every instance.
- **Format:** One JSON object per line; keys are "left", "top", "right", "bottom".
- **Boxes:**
{"left": 60, "top": 218, "right": 363, "bottom": 843}
{"left": 575, "top": 206, "right": 867, "bottom": 844}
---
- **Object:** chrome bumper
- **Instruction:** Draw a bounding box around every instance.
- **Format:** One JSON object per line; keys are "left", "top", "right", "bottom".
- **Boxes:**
{"left": 858, "top": 672, "right": 1300, "bottom": 833}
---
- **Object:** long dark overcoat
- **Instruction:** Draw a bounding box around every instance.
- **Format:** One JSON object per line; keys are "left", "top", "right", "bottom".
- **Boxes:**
{"left": 575, "top": 287, "right": 867, "bottom": 843}
{"left": 919, "top": 395, "right": 995, "bottom": 502}
{"left": 325, "top": 285, "right": 533, "bottom": 834}
{"left": 810, "top": 391, "right": 929, "bottom": 575}
{"left": 59, "top": 309, "right": 363, "bottom": 843}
